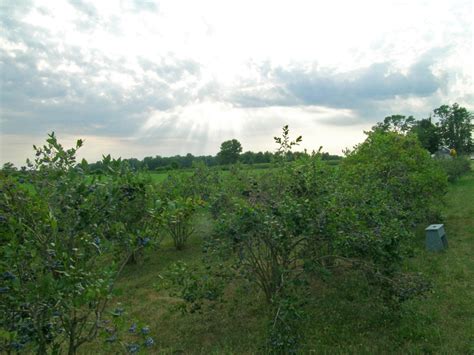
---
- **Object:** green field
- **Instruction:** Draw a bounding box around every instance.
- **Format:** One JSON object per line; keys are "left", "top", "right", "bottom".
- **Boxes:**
{"left": 81, "top": 164, "right": 474, "bottom": 354}
{"left": 146, "top": 160, "right": 340, "bottom": 183}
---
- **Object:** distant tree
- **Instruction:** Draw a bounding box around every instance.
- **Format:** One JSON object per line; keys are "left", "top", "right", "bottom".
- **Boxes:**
{"left": 1, "top": 162, "right": 17, "bottom": 173}
{"left": 263, "top": 151, "right": 273, "bottom": 163}
{"left": 411, "top": 118, "right": 440, "bottom": 154}
{"left": 254, "top": 152, "right": 264, "bottom": 163}
{"left": 321, "top": 152, "right": 343, "bottom": 160}
{"left": 372, "top": 115, "right": 416, "bottom": 134}
{"left": 143, "top": 156, "right": 155, "bottom": 170}
{"left": 125, "top": 158, "right": 142, "bottom": 171}
{"left": 217, "top": 139, "right": 242, "bottom": 165}
{"left": 170, "top": 161, "right": 179, "bottom": 170}
{"left": 240, "top": 151, "right": 256, "bottom": 164}
{"left": 183, "top": 153, "right": 194, "bottom": 168}
{"left": 434, "top": 103, "right": 473, "bottom": 153}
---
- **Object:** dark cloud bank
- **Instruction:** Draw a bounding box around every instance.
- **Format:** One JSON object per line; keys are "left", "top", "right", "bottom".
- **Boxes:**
{"left": 231, "top": 50, "right": 444, "bottom": 111}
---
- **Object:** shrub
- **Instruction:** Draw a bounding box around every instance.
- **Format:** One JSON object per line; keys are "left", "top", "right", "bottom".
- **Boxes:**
{"left": 188, "top": 162, "right": 221, "bottom": 201}
{"left": 0, "top": 136, "right": 118, "bottom": 354}
{"left": 156, "top": 197, "right": 203, "bottom": 250}
{"left": 160, "top": 261, "right": 228, "bottom": 313}
{"left": 341, "top": 131, "right": 448, "bottom": 225}
{"left": 205, "top": 127, "right": 318, "bottom": 352}
{"left": 330, "top": 131, "right": 447, "bottom": 306}
{"left": 0, "top": 134, "right": 156, "bottom": 354}
{"left": 436, "top": 155, "right": 471, "bottom": 182}
{"left": 97, "top": 156, "right": 160, "bottom": 264}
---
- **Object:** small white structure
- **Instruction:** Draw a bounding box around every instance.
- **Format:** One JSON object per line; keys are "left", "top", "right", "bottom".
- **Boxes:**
{"left": 425, "top": 224, "right": 448, "bottom": 251}
{"left": 431, "top": 146, "right": 452, "bottom": 159}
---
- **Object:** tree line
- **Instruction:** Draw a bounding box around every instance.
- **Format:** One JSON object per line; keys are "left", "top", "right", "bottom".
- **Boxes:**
{"left": 86, "top": 102, "right": 472, "bottom": 171}
{"left": 373, "top": 103, "right": 473, "bottom": 154}
{"left": 1, "top": 103, "right": 471, "bottom": 174}
{"left": 87, "top": 143, "right": 341, "bottom": 172}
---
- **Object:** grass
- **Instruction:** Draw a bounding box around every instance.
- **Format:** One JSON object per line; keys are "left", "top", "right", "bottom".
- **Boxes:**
{"left": 81, "top": 165, "right": 474, "bottom": 354}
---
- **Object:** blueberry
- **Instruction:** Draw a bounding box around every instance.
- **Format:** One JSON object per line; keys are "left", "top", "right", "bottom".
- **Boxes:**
{"left": 2, "top": 271, "right": 16, "bottom": 281}
{"left": 141, "top": 326, "right": 150, "bottom": 335}
{"left": 105, "top": 334, "right": 117, "bottom": 343}
{"left": 10, "top": 342, "right": 24, "bottom": 350}
{"left": 126, "top": 343, "right": 140, "bottom": 353}
{"left": 105, "top": 327, "right": 115, "bottom": 334}
{"left": 50, "top": 261, "right": 62, "bottom": 269}
{"left": 128, "top": 323, "right": 137, "bottom": 333}
{"left": 139, "top": 237, "right": 150, "bottom": 246}
{"left": 112, "top": 307, "right": 124, "bottom": 316}
{"left": 144, "top": 336, "right": 154, "bottom": 348}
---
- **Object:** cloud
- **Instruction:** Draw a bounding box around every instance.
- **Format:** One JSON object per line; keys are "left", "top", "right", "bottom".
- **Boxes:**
{"left": 121, "top": 0, "right": 159, "bottom": 13}
{"left": 229, "top": 49, "right": 445, "bottom": 112}
{"left": 68, "top": 0, "right": 99, "bottom": 20}
{"left": 0, "top": 4, "right": 202, "bottom": 137}
{"left": 137, "top": 56, "right": 201, "bottom": 83}
{"left": 68, "top": 0, "right": 102, "bottom": 33}
{"left": 1, "top": 0, "right": 472, "bottom": 165}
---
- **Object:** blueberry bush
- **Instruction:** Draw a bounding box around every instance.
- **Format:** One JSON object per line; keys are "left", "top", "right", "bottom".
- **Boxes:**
{"left": 0, "top": 134, "right": 157, "bottom": 354}
{"left": 155, "top": 197, "right": 204, "bottom": 250}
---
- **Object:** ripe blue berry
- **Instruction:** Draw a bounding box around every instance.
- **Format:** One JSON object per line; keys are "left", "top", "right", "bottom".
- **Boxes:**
{"left": 141, "top": 326, "right": 150, "bottom": 335}
{"left": 144, "top": 337, "right": 154, "bottom": 348}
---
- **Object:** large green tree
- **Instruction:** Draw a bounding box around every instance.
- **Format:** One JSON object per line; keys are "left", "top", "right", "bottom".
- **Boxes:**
{"left": 372, "top": 114, "right": 416, "bottom": 134}
{"left": 434, "top": 103, "right": 473, "bottom": 153}
{"left": 411, "top": 117, "right": 440, "bottom": 154}
{"left": 217, "top": 139, "right": 243, "bottom": 165}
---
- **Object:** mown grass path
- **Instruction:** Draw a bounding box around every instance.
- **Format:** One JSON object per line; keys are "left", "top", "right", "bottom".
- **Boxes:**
{"left": 410, "top": 163, "right": 474, "bottom": 353}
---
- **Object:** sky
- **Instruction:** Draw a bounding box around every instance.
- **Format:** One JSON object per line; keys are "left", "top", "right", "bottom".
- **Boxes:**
{"left": 0, "top": 0, "right": 473, "bottom": 166}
